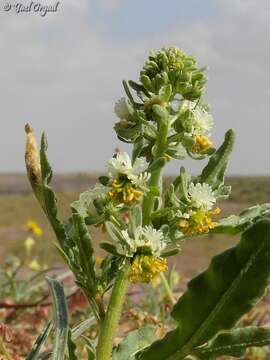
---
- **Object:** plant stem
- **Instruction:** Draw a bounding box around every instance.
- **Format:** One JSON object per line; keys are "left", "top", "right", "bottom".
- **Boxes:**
{"left": 160, "top": 273, "right": 176, "bottom": 305}
{"left": 96, "top": 260, "right": 131, "bottom": 360}
{"left": 142, "top": 118, "right": 169, "bottom": 225}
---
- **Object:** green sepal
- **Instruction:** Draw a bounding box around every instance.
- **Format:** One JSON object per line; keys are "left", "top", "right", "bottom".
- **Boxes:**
{"left": 85, "top": 215, "right": 104, "bottom": 226}
{"left": 99, "top": 176, "right": 110, "bottom": 186}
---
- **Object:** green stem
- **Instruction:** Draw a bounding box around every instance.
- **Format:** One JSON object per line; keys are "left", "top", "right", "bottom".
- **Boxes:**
{"left": 142, "top": 118, "right": 169, "bottom": 225}
{"left": 96, "top": 260, "right": 131, "bottom": 360}
{"left": 160, "top": 273, "right": 176, "bottom": 305}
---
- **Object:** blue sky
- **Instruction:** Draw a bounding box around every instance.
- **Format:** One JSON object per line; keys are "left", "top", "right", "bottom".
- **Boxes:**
{"left": 1, "top": 0, "right": 270, "bottom": 175}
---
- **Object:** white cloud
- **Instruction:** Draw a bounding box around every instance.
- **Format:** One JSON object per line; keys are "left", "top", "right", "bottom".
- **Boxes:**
{"left": 0, "top": 0, "right": 270, "bottom": 175}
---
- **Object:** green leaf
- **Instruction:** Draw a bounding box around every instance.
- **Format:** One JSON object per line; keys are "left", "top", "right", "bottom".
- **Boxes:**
{"left": 71, "top": 317, "right": 96, "bottom": 340}
{"left": 199, "top": 129, "right": 235, "bottom": 188}
{"left": 193, "top": 326, "right": 270, "bottom": 359}
{"left": 123, "top": 80, "right": 135, "bottom": 105}
{"left": 26, "top": 322, "right": 52, "bottom": 360}
{"left": 98, "top": 255, "right": 124, "bottom": 293}
{"left": 100, "top": 242, "right": 120, "bottom": 256}
{"left": 46, "top": 277, "right": 68, "bottom": 360}
{"left": 67, "top": 330, "right": 78, "bottom": 360}
{"left": 40, "top": 133, "right": 69, "bottom": 248}
{"left": 213, "top": 204, "right": 270, "bottom": 235}
{"left": 72, "top": 212, "right": 96, "bottom": 292}
{"left": 105, "top": 221, "right": 126, "bottom": 247}
{"left": 113, "top": 326, "right": 156, "bottom": 360}
{"left": 138, "top": 219, "right": 270, "bottom": 360}
{"left": 129, "top": 80, "right": 150, "bottom": 96}
{"left": 132, "top": 136, "right": 144, "bottom": 164}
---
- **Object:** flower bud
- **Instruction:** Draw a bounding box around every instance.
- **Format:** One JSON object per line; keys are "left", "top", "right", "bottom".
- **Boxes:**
{"left": 25, "top": 123, "right": 42, "bottom": 194}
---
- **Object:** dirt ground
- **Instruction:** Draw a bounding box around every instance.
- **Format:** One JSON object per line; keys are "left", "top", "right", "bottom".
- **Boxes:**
{"left": 1, "top": 172, "right": 266, "bottom": 279}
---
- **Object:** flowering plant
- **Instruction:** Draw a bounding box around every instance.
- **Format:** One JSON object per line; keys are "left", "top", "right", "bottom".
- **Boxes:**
{"left": 24, "top": 47, "right": 270, "bottom": 360}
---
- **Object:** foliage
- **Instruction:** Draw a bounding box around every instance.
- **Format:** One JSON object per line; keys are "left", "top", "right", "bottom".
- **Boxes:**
{"left": 23, "top": 46, "right": 270, "bottom": 360}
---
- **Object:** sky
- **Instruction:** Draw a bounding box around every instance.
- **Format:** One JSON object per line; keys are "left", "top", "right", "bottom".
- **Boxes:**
{"left": 1, "top": 0, "right": 270, "bottom": 175}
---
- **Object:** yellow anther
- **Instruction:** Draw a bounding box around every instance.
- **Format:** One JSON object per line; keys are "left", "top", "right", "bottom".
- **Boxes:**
{"left": 178, "top": 208, "right": 220, "bottom": 235}
{"left": 192, "top": 135, "right": 213, "bottom": 154}
{"left": 107, "top": 178, "right": 144, "bottom": 205}
{"left": 130, "top": 255, "right": 168, "bottom": 283}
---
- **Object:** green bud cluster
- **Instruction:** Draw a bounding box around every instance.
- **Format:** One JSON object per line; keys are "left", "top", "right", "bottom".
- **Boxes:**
{"left": 140, "top": 47, "right": 207, "bottom": 100}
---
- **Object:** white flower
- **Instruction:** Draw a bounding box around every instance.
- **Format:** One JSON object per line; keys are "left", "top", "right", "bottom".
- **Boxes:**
{"left": 129, "top": 172, "right": 151, "bottom": 188}
{"left": 182, "top": 100, "right": 196, "bottom": 110}
{"left": 188, "top": 182, "right": 216, "bottom": 211}
{"left": 114, "top": 98, "right": 130, "bottom": 119}
{"left": 192, "top": 107, "right": 214, "bottom": 135}
{"left": 107, "top": 152, "right": 148, "bottom": 181}
{"left": 121, "top": 225, "right": 166, "bottom": 256}
{"left": 182, "top": 101, "right": 214, "bottom": 136}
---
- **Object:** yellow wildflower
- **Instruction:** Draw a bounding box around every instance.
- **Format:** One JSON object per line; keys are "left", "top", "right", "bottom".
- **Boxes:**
{"left": 178, "top": 208, "right": 221, "bottom": 235}
{"left": 95, "top": 256, "right": 103, "bottom": 265}
{"left": 26, "top": 219, "right": 43, "bottom": 237}
{"left": 28, "top": 259, "right": 41, "bottom": 271}
{"left": 24, "top": 237, "right": 35, "bottom": 255}
{"left": 130, "top": 255, "right": 168, "bottom": 283}
{"left": 192, "top": 135, "right": 213, "bottom": 154}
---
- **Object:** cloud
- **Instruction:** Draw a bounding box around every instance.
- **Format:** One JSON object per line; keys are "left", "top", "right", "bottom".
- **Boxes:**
{"left": 98, "top": 0, "right": 124, "bottom": 10}
{"left": 0, "top": 0, "right": 269, "bottom": 175}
